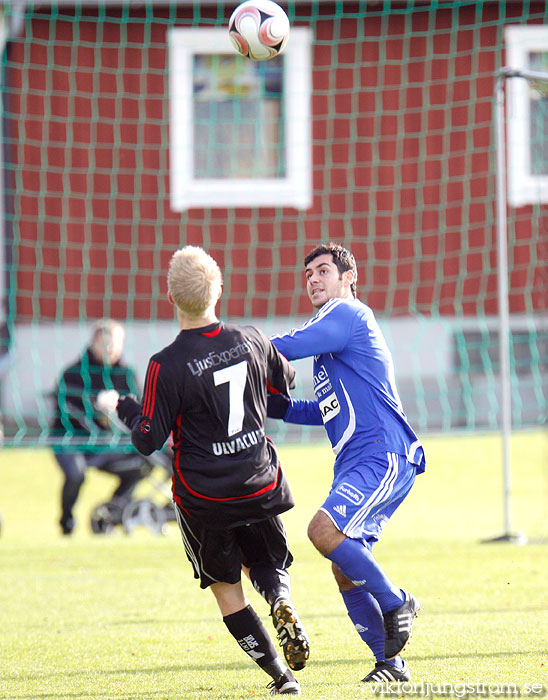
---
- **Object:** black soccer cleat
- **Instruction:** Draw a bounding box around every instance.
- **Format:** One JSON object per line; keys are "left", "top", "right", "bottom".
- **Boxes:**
{"left": 383, "top": 590, "right": 421, "bottom": 659}
{"left": 267, "top": 670, "right": 301, "bottom": 695}
{"left": 271, "top": 598, "right": 310, "bottom": 672}
{"left": 361, "top": 660, "right": 411, "bottom": 683}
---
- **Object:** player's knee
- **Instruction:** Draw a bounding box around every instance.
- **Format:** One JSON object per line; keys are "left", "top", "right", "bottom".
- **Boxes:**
{"left": 307, "top": 514, "right": 321, "bottom": 547}
{"left": 307, "top": 510, "right": 340, "bottom": 555}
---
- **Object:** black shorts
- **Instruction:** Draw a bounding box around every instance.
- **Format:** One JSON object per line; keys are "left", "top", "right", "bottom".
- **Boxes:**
{"left": 174, "top": 504, "right": 294, "bottom": 589}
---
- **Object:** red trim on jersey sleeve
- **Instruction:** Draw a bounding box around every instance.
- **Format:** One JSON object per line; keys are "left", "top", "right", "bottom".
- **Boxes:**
{"left": 173, "top": 412, "right": 183, "bottom": 447}
{"left": 143, "top": 360, "right": 160, "bottom": 417}
{"left": 201, "top": 325, "right": 222, "bottom": 338}
{"left": 173, "top": 452, "right": 281, "bottom": 502}
{"left": 266, "top": 380, "right": 281, "bottom": 394}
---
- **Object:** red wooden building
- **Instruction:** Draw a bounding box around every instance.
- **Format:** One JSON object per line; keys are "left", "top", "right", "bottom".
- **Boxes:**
{"left": 4, "top": 1, "right": 547, "bottom": 322}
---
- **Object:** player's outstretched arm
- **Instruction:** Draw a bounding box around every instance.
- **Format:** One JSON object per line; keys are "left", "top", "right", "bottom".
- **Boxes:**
{"left": 117, "top": 357, "right": 175, "bottom": 456}
{"left": 267, "top": 394, "right": 323, "bottom": 426}
{"left": 271, "top": 299, "right": 352, "bottom": 361}
{"left": 265, "top": 337, "right": 296, "bottom": 394}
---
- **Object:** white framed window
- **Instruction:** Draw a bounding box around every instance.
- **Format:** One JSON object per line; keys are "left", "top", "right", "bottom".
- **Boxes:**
{"left": 168, "top": 27, "right": 312, "bottom": 210}
{"left": 505, "top": 26, "right": 548, "bottom": 207}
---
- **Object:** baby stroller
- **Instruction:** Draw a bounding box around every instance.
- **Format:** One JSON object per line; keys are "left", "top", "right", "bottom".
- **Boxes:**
{"left": 49, "top": 387, "right": 176, "bottom": 536}
{"left": 90, "top": 446, "right": 176, "bottom": 536}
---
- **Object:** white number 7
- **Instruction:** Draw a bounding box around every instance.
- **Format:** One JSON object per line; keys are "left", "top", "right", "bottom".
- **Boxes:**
{"left": 213, "top": 361, "right": 248, "bottom": 437}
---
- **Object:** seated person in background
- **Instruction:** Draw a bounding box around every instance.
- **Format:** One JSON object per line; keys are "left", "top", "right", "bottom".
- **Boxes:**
{"left": 51, "top": 319, "right": 148, "bottom": 535}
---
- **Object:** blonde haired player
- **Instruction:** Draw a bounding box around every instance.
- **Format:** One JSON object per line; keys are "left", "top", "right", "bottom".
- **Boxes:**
{"left": 167, "top": 245, "right": 222, "bottom": 319}
{"left": 117, "top": 246, "right": 309, "bottom": 695}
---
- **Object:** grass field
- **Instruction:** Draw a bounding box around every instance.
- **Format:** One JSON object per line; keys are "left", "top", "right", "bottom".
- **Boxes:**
{"left": 1, "top": 430, "right": 547, "bottom": 700}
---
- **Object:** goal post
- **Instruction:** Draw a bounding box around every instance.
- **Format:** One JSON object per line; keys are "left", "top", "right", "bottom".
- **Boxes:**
{"left": 491, "top": 66, "right": 548, "bottom": 544}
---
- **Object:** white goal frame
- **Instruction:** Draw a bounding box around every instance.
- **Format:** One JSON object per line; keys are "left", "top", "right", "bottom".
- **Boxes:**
{"left": 493, "top": 66, "right": 548, "bottom": 544}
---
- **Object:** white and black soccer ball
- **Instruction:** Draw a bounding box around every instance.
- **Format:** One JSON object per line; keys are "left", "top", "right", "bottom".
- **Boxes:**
{"left": 229, "top": 0, "right": 290, "bottom": 61}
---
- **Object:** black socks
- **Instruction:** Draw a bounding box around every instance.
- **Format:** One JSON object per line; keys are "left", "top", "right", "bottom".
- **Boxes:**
{"left": 249, "top": 565, "right": 291, "bottom": 607}
{"left": 223, "top": 605, "right": 279, "bottom": 669}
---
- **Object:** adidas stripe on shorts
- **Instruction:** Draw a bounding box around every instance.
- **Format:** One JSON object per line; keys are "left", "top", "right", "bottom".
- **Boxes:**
{"left": 319, "top": 452, "right": 416, "bottom": 545}
{"left": 174, "top": 505, "right": 293, "bottom": 589}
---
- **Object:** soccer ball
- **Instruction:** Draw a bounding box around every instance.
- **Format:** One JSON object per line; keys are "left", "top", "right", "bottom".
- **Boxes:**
{"left": 228, "top": 0, "right": 290, "bottom": 61}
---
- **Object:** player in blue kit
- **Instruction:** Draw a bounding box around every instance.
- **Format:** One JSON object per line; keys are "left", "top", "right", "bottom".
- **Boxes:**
{"left": 268, "top": 243, "right": 426, "bottom": 683}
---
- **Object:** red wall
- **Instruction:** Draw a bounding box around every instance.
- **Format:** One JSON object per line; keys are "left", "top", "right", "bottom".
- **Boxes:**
{"left": 5, "top": 4, "right": 547, "bottom": 320}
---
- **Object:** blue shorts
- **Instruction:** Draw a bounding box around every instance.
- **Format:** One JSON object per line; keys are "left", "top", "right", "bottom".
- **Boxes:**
{"left": 320, "top": 452, "right": 416, "bottom": 546}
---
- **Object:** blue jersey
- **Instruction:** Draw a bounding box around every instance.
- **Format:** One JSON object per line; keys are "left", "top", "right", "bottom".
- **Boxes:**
{"left": 271, "top": 297, "right": 426, "bottom": 479}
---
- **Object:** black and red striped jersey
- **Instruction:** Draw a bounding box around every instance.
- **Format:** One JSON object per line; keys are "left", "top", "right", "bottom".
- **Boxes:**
{"left": 129, "top": 321, "right": 296, "bottom": 528}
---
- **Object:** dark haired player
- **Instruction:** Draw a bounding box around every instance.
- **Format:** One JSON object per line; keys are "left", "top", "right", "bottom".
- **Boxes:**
{"left": 116, "top": 246, "right": 309, "bottom": 696}
{"left": 268, "top": 243, "right": 425, "bottom": 683}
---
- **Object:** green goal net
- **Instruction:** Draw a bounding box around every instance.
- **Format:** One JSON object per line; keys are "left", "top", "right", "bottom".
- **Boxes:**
{"left": 0, "top": 1, "right": 546, "bottom": 448}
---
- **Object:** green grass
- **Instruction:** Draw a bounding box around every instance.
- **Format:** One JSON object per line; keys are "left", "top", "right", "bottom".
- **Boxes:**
{"left": 1, "top": 431, "right": 547, "bottom": 700}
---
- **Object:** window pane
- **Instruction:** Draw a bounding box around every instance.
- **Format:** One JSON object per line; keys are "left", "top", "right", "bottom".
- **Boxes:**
{"left": 528, "top": 51, "right": 548, "bottom": 176}
{"left": 193, "top": 54, "right": 285, "bottom": 179}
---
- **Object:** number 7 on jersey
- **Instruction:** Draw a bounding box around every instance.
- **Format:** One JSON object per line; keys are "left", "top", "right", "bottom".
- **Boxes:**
{"left": 213, "top": 361, "right": 248, "bottom": 437}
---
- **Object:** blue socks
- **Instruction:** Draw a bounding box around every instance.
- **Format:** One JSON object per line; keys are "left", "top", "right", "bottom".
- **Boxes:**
{"left": 340, "top": 586, "right": 403, "bottom": 669}
{"left": 340, "top": 587, "right": 385, "bottom": 661}
{"left": 327, "top": 537, "right": 404, "bottom": 613}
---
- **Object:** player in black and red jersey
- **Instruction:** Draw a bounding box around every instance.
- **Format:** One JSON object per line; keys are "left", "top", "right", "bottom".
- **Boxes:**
{"left": 116, "top": 246, "right": 309, "bottom": 696}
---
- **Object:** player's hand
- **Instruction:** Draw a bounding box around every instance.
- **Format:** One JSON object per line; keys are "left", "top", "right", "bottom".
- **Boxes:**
{"left": 116, "top": 394, "right": 141, "bottom": 427}
{"left": 267, "top": 393, "right": 290, "bottom": 419}
{"left": 95, "top": 389, "right": 120, "bottom": 415}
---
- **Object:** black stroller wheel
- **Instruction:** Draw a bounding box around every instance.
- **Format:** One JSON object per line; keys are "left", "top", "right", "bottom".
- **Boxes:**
{"left": 122, "top": 499, "right": 166, "bottom": 535}
{"left": 90, "top": 501, "right": 123, "bottom": 535}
